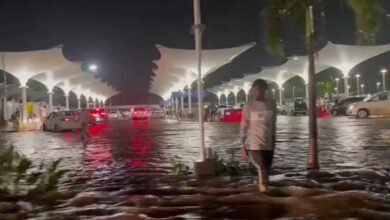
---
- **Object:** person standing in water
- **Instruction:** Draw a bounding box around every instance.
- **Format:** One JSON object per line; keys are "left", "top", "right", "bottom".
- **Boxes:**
{"left": 80, "top": 104, "right": 91, "bottom": 141}
{"left": 240, "top": 79, "right": 276, "bottom": 193}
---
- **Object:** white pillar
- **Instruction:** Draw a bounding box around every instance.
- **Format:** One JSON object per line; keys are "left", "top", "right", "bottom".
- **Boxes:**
{"left": 383, "top": 73, "right": 387, "bottom": 92}
{"left": 77, "top": 97, "right": 81, "bottom": 109}
{"left": 175, "top": 97, "right": 179, "bottom": 113}
{"left": 218, "top": 95, "right": 221, "bottom": 105}
{"left": 181, "top": 95, "right": 184, "bottom": 113}
{"left": 225, "top": 94, "right": 229, "bottom": 105}
{"left": 245, "top": 91, "right": 249, "bottom": 102}
{"left": 279, "top": 88, "right": 283, "bottom": 105}
{"left": 344, "top": 76, "right": 349, "bottom": 97}
{"left": 356, "top": 77, "right": 360, "bottom": 96}
{"left": 188, "top": 86, "right": 192, "bottom": 114}
{"left": 65, "top": 95, "right": 69, "bottom": 110}
{"left": 305, "top": 84, "right": 309, "bottom": 99}
{"left": 3, "top": 97, "right": 7, "bottom": 120}
{"left": 48, "top": 91, "right": 54, "bottom": 113}
{"left": 234, "top": 93, "right": 238, "bottom": 104}
{"left": 20, "top": 86, "right": 28, "bottom": 123}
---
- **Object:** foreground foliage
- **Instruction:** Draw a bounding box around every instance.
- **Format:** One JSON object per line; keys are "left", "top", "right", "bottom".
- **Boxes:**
{"left": 0, "top": 146, "right": 67, "bottom": 198}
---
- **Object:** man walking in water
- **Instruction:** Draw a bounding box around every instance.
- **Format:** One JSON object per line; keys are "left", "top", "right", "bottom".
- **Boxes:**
{"left": 80, "top": 104, "right": 91, "bottom": 141}
{"left": 240, "top": 79, "right": 276, "bottom": 193}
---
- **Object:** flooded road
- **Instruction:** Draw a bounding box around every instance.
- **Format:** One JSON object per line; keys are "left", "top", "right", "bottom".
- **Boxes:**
{"left": 1, "top": 116, "right": 390, "bottom": 219}
{"left": 3, "top": 116, "right": 390, "bottom": 180}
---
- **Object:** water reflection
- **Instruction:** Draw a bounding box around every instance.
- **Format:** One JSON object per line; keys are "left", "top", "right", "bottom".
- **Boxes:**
{"left": 1, "top": 117, "right": 390, "bottom": 190}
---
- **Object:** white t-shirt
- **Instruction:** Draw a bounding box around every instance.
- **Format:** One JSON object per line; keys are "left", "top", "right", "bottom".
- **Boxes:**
{"left": 240, "top": 100, "right": 276, "bottom": 150}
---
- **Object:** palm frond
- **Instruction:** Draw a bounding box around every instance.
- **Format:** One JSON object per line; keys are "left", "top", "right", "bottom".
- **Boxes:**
{"left": 261, "top": 0, "right": 323, "bottom": 56}
{"left": 346, "top": 0, "right": 383, "bottom": 44}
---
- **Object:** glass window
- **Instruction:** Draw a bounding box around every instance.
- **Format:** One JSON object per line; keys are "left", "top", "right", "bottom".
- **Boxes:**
{"left": 368, "top": 94, "right": 387, "bottom": 102}
{"left": 59, "top": 111, "right": 79, "bottom": 116}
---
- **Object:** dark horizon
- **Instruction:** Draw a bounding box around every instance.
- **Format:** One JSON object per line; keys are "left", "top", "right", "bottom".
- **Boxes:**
{"left": 0, "top": 0, "right": 389, "bottom": 104}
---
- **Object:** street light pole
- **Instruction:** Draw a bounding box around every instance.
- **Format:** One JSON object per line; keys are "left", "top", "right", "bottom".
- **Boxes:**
{"left": 193, "top": 0, "right": 206, "bottom": 161}
{"left": 293, "top": 86, "right": 296, "bottom": 98}
{"left": 2, "top": 55, "right": 7, "bottom": 120}
{"left": 360, "top": 84, "right": 364, "bottom": 95}
{"left": 381, "top": 69, "right": 387, "bottom": 92}
{"left": 355, "top": 74, "right": 360, "bottom": 96}
{"left": 376, "top": 82, "right": 381, "bottom": 92}
{"left": 335, "top": 78, "right": 339, "bottom": 97}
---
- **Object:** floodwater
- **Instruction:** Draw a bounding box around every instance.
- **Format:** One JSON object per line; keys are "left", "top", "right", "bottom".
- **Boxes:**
{"left": 1, "top": 116, "right": 390, "bottom": 219}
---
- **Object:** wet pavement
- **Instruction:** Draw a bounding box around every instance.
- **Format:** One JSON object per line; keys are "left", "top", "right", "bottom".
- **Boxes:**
{"left": 1, "top": 116, "right": 390, "bottom": 219}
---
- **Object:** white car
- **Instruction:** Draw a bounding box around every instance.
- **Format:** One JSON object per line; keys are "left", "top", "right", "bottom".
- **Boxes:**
{"left": 108, "top": 110, "right": 119, "bottom": 120}
{"left": 43, "top": 111, "right": 81, "bottom": 132}
{"left": 148, "top": 106, "right": 165, "bottom": 118}
{"left": 346, "top": 92, "right": 390, "bottom": 118}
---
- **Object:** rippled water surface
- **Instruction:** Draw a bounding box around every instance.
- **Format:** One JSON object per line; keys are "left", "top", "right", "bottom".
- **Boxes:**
{"left": 1, "top": 116, "right": 390, "bottom": 191}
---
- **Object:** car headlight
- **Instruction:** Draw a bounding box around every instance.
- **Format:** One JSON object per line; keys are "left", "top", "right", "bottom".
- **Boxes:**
{"left": 348, "top": 105, "right": 354, "bottom": 110}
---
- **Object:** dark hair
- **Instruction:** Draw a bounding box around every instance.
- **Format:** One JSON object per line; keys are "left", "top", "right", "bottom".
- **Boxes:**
{"left": 252, "top": 79, "right": 268, "bottom": 90}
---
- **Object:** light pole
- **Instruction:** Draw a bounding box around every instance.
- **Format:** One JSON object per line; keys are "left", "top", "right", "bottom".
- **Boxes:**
{"left": 292, "top": 86, "right": 296, "bottom": 98}
{"left": 381, "top": 69, "right": 387, "bottom": 92}
{"left": 2, "top": 55, "right": 7, "bottom": 120}
{"left": 360, "top": 84, "right": 365, "bottom": 95}
{"left": 376, "top": 82, "right": 381, "bottom": 92}
{"left": 335, "top": 78, "right": 340, "bottom": 97}
{"left": 272, "top": 89, "right": 275, "bottom": 99}
{"left": 355, "top": 74, "right": 360, "bottom": 96}
{"left": 193, "top": 0, "right": 206, "bottom": 161}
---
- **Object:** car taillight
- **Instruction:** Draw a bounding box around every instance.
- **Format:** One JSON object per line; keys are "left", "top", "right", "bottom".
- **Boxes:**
{"left": 91, "top": 113, "right": 97, "bottom": 117}
{"left": 101, "top": 112, "right": 106, "bottom": 116}
{"left": 62, "top": 118, "right": 70, "bottom": 122}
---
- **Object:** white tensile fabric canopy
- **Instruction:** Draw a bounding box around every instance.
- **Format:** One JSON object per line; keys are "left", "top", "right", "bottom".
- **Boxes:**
{"left": 209, "top": 42, "right": 390, "bottom": 98}
{"left": 2, "top": 46, "right": 73, "bottom": 86}
{"left": 1, "top": 46, "right": 118, "bottom": 121}
{"left": 30, "top": 62, "right": 83, "bottom": 93}
{"left": 150, "top": 42, "right": 256, "bottom": 100}
{"left": 316, "top": 41, "right": 390, "bottom": 75}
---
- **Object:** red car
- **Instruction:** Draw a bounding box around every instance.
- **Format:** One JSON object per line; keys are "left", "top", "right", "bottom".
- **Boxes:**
{"left": 132, "top": 107, "right": 148, "bottom": 120}
{"left": 89, "top": 108, "right": 108, "bottom": 124}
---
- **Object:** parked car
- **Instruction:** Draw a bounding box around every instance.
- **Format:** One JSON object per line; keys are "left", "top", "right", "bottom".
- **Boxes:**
{"left": 276, "top": 104, "right": 284, "bottom": 115}
{"left": 330, "top": 96, "right": 365, "bottom": 116}
{"left": 282, "top": 98, "right": 307, "bottom": 116}
{"left": 108, "top": 109, "right": 119, "bottom": 120}
{"left": 216, "top": 105, "right": 233, "bottom": 119}
{"left": 43, "top": 111, "right": 81, "bottom": 132}
{"left": 346, "top": 92, "right": 390, "bottom": 118}
{"left": 132, "top": 107, "right": 148, "bottom": 120}
{"left": 90, "top": 108, "right": 108, "bottom": 124}
{"left": 148, "top": 106, "right": 165, "bottom": 118}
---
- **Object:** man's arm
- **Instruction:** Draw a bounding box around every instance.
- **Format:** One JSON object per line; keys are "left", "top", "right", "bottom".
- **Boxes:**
{"left": 240, "top": 104, "right": 250, "bottom": 145}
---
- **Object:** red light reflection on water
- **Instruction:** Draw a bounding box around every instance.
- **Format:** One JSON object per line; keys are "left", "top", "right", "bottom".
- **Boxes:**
{"left": 89, "top": 123, "right": 108, "bottom": 136}
{"left": 84, "top": 121, "right": 152, "bottom": 169}
{"left": 130, "top": 119, "right": 151, "bottom": 167}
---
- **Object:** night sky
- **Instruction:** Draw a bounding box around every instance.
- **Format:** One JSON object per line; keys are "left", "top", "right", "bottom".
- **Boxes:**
{"left": 0, "top": 0, "right": 389, "bottom": 104}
